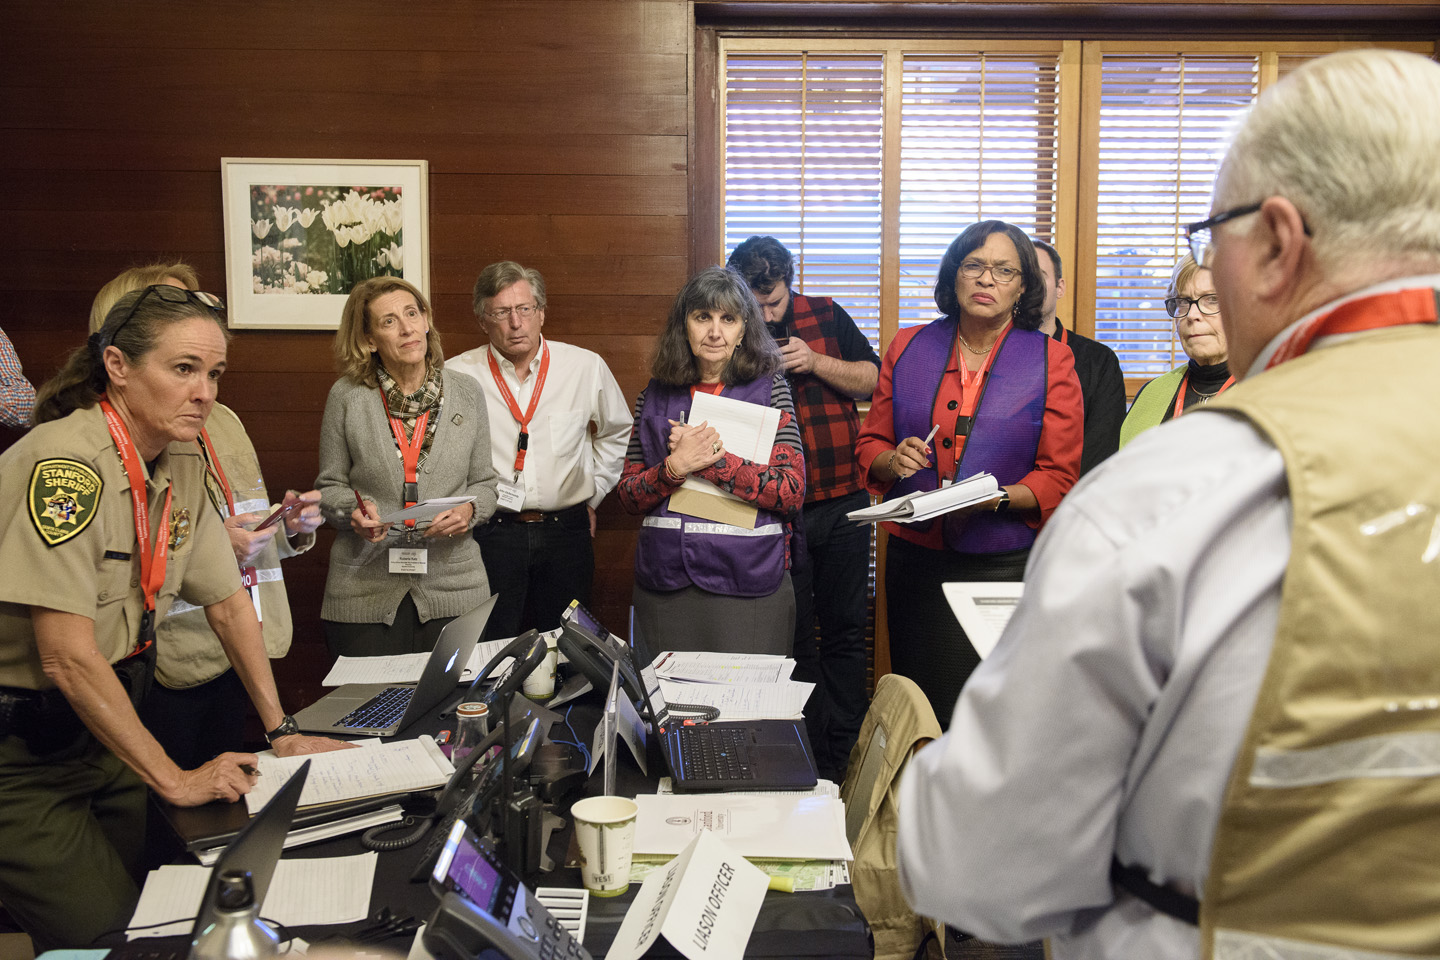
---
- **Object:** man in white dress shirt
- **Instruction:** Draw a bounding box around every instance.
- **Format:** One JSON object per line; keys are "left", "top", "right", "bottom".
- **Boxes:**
{"left": 447, "top": 261, "right": 631, "bottom": 640}
{"left": 897, "top": 50, "right": 1440, "bottom": 959}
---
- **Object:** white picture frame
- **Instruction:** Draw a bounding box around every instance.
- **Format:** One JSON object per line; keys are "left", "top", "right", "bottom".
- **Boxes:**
{"left": 220, "top": 157, "right": 430, "bottom": 330}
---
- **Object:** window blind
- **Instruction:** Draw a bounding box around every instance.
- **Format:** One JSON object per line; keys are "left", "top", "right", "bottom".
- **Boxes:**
{"left": 1091, "top": 55, "right": 1257, "bottom": 376}
{"left": 724, "top": 53, "right": 884, "bottom": 345}
{"left": 899, "top": 54, "right": 1061, "bottom": 329}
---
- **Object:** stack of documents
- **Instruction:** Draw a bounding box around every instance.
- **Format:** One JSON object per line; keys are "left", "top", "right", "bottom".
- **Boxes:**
{"left": 632, "top": 792, "right": 852, "bottom": 861}
{"left": 847, "top": 471, "right": 999, "bottom": 524}
{"left": 651, "top": 651, "right": 811, "bottom": 721}
{"left": 246, "top": 736, "right": 453, "bottom": 814}
{"left": 128, "top": 852, "right": 377, "bottom": 937}
{"left": 322, "top": 628, "right": 567, "bottom": 687}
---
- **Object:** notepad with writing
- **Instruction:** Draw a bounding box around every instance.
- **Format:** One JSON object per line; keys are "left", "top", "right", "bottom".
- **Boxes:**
{"left": 244, "top": 736, "right": 453, "bottom": 814}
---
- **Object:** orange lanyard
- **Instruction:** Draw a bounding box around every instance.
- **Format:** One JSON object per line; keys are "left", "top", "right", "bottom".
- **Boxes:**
{"left": 487, "top": 343, "right": 550, "bottom": 476}
{"left": 380, "top": 392, "right": 430, "bottom": 528}
{"left": 1172, "top": 371, "right": 1235, "bottom": 417}
{"left": 99, "top": 398, "right": 171, "bottom": 656}
{"left": 946, "top": 324, "right": 1008, "bottom": 482}
{"left": 1265, "top": 287, "right": 1438, "bottom": 370}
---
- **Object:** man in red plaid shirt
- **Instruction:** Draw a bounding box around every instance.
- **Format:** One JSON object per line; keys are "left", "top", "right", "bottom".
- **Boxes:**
{"left": 728, "top": 237, "right": 880, "bottom": 780}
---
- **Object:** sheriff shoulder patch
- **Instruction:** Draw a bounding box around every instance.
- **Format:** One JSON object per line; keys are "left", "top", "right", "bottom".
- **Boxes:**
{"left": 29, "top": 458, "right": 103, "bottom": 547}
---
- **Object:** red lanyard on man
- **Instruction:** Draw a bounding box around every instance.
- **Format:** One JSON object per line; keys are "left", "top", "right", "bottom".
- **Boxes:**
{"left": 380, "top": 394, "right": 430, "bottom": 529}
{"left": 1265, "top": 287, "right": 1438, "bottom": 370}
{"left": 197, "top": 429, "right": 259, "bottom": 592}
{"left": 487, "top": 342, "right": 550, "bottom": 477}
{"left": 99, "top": 397, "right": 170, "bottom": 657}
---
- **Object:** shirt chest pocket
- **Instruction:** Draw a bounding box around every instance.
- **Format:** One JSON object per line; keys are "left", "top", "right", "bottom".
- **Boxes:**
{"left": 545, "top": 411, "right": 588, "bottom": 466}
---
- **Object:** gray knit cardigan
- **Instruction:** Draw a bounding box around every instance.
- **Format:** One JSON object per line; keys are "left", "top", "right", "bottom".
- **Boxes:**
{"left": 316, "top": 370, "right": 499, "bottom": 624}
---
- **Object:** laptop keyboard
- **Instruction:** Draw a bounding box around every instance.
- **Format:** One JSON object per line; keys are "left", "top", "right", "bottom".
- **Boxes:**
{"left": 677, "top": 725, "right": 754, "bottom": 782}
{"left": 337, "top": 685, "right": 413, "bottom": 729}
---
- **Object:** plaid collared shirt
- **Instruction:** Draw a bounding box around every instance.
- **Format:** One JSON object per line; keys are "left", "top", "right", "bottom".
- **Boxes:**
{"left": 772, "top": 295, "right": 878, "bottom": 503}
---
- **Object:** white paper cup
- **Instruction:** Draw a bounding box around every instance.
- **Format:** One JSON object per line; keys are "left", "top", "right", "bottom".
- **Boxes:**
{"left": 571, "top": 795, "right": 639, "bottom": 897}
{"left": 522, "top": 632, "right": 559, "bottom": 700}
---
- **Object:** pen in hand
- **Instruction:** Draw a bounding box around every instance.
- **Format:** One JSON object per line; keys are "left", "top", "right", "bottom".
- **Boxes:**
{"left": 353, "top": 489, "right": 369, "bottom": 516}
{"left": 923, "top": 424, "right": 940, "bottom": 449}
{"left": 239, "top": 764, "right": 261, "bottom": 777}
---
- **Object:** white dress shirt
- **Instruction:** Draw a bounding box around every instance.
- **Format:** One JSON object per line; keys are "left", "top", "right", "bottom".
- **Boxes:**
{"left": 447, "top": 337, "right": 631, "bottom": 513}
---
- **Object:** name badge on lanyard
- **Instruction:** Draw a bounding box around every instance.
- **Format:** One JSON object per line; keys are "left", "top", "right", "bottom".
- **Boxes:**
{"left": 389, "top": 547, "right": 429, "bottom": 574}
{"left": 488, "top": 344, "right": 550, "bottom": 497}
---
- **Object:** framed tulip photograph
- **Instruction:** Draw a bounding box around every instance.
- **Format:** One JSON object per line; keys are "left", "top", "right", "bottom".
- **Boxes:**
{"left": 220, "top": 158, "right": 430, "bottom": 329}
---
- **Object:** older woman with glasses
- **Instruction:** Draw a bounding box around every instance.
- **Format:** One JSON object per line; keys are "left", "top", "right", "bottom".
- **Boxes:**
{"left": 316, "top": 277, "right": 498, "bottom": 658}
{"left": 1119, "top": 253, "right": 1234, "bottom": 447}
{"left": 1, "top": 286, "right": 343, "bottom": 950}
{"left": 617, "top": 267, "right": 805, "bottom": 656}
{"left": 856, "top": 221, "right": 1083, "bottom": 723}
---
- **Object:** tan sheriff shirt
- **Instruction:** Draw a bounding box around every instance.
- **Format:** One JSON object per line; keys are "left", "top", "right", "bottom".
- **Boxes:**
{"left": 0, "top": 405, "right": 241, "bottom": 689}
{"left": 156, "top": 403, "right": 311, "bottom": 689}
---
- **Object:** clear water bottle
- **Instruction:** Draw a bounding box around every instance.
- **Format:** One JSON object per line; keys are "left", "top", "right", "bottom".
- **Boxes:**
{"left": 189, "top": 870, "right": 279, "bottom": 960}
{"left": 453, "top": 701, "right": 491, "bottom": 764}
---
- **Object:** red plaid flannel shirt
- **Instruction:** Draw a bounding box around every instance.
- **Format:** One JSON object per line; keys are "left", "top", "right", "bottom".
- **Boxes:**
{"left": 777, "top": 295, "right": 872, "bottom": 503}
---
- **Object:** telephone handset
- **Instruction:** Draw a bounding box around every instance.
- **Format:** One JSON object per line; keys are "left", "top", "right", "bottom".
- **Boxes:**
{"left": 461, "top": 629, "right": 549, "bottom": 713}
{"left": 424, "top": 822, "right": 592, "bottom": 960}
{"left": 407, "top": 716, "right": 544, "bottom": 882}
{"left": 556, "top": 599, "right": 719, "bottom": 723}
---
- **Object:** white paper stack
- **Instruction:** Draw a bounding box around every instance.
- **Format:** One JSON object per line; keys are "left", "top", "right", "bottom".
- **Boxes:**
{"left": 847, "top": 471, "right": 999, "bottom": 524}
{"left": 245, "top": 736, "right": 452, "bottom": 814}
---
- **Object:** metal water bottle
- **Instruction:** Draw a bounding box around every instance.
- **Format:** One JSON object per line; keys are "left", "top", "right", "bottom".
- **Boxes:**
{"left": 188, "top": 870, "right": 278, "bottom": 960}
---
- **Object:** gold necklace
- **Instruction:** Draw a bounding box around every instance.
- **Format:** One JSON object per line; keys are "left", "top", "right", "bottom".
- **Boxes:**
{"left": 956, "top": 329, "right": 999, "bottom": 355}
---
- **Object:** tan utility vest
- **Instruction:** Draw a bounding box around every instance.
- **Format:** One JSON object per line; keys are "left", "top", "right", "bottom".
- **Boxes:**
{"left": 1201, "top": 316, "right": 1440, "bottom": 958}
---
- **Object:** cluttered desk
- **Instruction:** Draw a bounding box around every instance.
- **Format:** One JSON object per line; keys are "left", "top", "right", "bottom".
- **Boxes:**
{"left": 116, "top": 599, "right": 872, "bottom": 960}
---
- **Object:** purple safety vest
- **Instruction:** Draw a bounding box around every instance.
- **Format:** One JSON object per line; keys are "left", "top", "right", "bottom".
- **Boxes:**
{"left": 888, "top": 318, "right": 1047, "bottom": 553}
{"left": 635, "top": 377, "right": 788, "bottom": 597}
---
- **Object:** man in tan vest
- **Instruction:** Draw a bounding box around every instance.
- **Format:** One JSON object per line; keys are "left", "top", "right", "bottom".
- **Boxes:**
{"left": 896, "top": 49, "right": 1440, "bottom": 959}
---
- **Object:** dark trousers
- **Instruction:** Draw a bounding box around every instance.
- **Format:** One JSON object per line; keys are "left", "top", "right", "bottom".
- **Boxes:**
{"left": 141, "top": 667, "right": 248, "bottom": 769}
{"left": 323, "top": 592, "right": 456, "bottom": 659}
{"left": 885, "top": 536, "right": 1029, "bottom": 730}
{"left": 473, "top": 504, "right": 594, "bottom": 642}
{"left": 0, "top": 734, "right": 146, "bottom": 950}
{"left": 791, "top": 490, "right": 873, "bottom": 781}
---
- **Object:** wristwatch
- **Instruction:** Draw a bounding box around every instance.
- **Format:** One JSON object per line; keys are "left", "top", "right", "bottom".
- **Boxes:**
{"left": 264, "top": 714, "right": 300, "bottom": 743}
{"left": 992, "top": 489, "right": 1011, "bottom": 513}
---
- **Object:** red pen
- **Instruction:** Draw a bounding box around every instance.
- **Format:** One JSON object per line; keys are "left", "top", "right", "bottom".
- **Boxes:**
{"left": 353, "top": 489, "right": 370, "bottom": 518}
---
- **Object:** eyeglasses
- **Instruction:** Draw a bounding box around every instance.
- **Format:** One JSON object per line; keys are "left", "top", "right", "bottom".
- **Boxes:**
{"left": 107, "top": 284, "right": 225, "bottom": 348}
{"left": 959, "top": 260, "right": 1021, "bottom": 284}
{"left": 485, "top": 303, "right": 539, "bottom": 322}
{"left": 1184, "top": 202, "right": 1264, "bottom": 265}
{"left": 1164, "top": 294, "right": 1221, "bottom": 319}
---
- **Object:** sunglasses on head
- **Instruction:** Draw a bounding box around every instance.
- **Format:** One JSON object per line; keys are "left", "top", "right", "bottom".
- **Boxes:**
{"left": 105, "top": 284, "right": 226, "bottom": 349}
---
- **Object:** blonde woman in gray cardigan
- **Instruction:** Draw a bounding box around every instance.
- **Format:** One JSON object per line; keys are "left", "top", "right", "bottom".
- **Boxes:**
{"left": 316, "top": 278, "right": 499, "bottom": 658}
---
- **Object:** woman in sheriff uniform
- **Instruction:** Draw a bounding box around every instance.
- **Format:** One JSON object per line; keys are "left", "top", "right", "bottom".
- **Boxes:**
{"left": 0, "top": 286, "right": 344, "bottom": 951}
{"left": 90, "top": 263, "right": 326, "bottom": 769}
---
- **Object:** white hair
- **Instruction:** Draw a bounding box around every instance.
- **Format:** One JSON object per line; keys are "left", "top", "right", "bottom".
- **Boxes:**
{"left": 1216, "top": 49, "right": 1440, "bottom": 273}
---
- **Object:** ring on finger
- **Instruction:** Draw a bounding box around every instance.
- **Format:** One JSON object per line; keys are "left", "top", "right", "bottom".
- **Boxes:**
{"left": 711, "top": 441, "right": 720, "bottom": 454}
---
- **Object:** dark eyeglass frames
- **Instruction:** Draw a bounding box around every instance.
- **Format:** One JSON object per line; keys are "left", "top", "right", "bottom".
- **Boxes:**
{"left": 105, "top": 284, "right": 226, "bottom": 349}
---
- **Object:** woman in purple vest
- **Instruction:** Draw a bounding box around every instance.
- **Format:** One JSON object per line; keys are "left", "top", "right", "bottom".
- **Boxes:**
{"left": 857, "top": 221, "right": 1084, "bottom": 724}
{"left": 617, "top": 267, "right": 806, "bottom": 655}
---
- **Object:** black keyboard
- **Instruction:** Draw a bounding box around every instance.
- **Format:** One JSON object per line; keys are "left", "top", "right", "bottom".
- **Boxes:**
{"left": 337, "top": 685, "right": 414, "bottom": 729}
{"left": 677, "top": 725, "right": 754, "bottom": 782}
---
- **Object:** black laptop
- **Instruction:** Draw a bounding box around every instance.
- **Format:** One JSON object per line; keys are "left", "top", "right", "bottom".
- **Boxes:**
{"left": 295, "top": 596, "right": 495, "bottom": 736}
{"left": 565, "top": 601, "right": 818, "bottom": 792}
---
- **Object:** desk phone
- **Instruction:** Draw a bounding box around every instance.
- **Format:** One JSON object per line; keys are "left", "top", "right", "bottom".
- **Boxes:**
{"left": 424, "top": 820, "right": 592, "bottom": 960}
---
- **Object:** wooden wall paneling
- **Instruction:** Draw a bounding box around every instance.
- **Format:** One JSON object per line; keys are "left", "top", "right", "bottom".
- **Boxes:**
{"left": 0, "top": 0, "right": 692, "bottom": 715}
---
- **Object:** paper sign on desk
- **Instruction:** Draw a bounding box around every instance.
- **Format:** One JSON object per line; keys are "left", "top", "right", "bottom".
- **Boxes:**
{"left": 588, "top": 690, "right": 648, "bottom": 778}
{"left": 605, "top": 830, "right": 768, "bottom": 960}
{"left": 942, "top": 581, "right": 1024, "bottom": 660}
{"left": 667, "top": 391, "right": 781, "bottom": 529}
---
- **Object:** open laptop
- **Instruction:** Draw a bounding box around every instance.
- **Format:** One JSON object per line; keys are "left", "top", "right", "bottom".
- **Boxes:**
{"left": 110, "top": 761, "right": 310, "bottom": 957}
{"left": 563, "top": 600, "right": 818, "bottom": 792}
{"left": 296, "top": 595, "right": 495, "bottom": 737}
